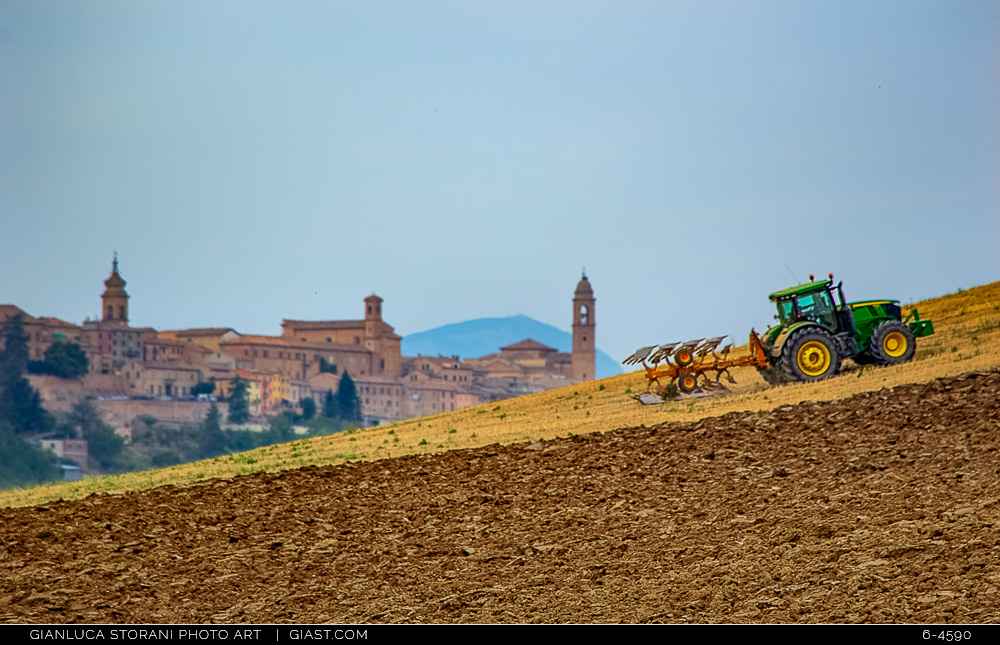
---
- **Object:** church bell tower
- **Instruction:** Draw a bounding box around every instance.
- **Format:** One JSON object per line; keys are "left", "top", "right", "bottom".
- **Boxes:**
{"left": 571, "top": 272, "right": 595, "bottom": 382}
{"left": 101, "top": 254, "right": 129, "bottom": 324}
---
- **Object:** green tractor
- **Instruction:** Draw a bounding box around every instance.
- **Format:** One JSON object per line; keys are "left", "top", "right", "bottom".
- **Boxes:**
{"left": 758, "top": 273, "right": 935, "bottom": 383}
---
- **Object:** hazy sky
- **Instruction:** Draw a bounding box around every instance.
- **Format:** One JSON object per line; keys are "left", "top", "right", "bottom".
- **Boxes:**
{"left": 2, "top": 1, "right": 998, "bottom": 366}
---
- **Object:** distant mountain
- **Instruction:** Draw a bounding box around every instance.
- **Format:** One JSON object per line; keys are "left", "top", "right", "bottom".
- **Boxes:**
{"left": 401, "top": 314, "right": 622, "bottom": 379}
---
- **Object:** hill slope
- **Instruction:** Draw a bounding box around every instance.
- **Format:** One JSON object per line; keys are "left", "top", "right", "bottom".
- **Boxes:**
{"left": 2, "top": 280, "right": 998, "bottom": 510}
{"left": 401, "top": 314, "right": 622, "bottom": 378}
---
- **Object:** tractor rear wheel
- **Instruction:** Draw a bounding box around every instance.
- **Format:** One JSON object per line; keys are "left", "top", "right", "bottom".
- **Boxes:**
{"left": 781, "top": 327, "right": 842, "bottom": 382}
{"left": 868, "top": 320, "right": 916, "bottom": 366}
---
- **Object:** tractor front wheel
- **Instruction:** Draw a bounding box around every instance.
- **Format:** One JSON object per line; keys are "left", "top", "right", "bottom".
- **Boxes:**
{"left": 869, "top": 320, "right": 916, "bottom": 366}
{"left": 781, "top": 327, "right": 842, "bottom": 382}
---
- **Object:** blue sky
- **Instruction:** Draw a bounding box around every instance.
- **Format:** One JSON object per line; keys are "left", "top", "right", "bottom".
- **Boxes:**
{"left": 2, "top": 1, "right": 997, "bottom": 366}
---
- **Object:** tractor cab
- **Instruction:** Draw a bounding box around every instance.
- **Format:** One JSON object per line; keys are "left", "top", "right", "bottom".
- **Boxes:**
{"left": 769, "top": 276, "right": 849, "bottom": 334}
{"left": 763, "top": 274, "right": 864, "bottom": 369}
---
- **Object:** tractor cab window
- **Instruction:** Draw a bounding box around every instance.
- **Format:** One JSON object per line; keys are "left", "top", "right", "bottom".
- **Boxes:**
{"left": 794, "top": 290, "right": 837, "bottom": 329}
{"left": 777, "top": 300, "right": 795, "bottom": 325}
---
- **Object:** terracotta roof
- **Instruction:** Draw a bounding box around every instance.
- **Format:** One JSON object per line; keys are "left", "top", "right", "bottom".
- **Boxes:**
{"left": 34, "top": 316, "right": 79, "bottom": 328}
{"left": 165, "top": 328, "right": 237, "bottom": 337}
{"left": 353, "top": 374, "right": 402, "bottom": 386}
{"left": 140, "top": 362, "right": 203, "bottom": 373}
{"left": 282, "top": 320, "right": 365, "bottom": 331}
{"left": 0, "top": 305, "right": 33, "bottom": 322}
{"left": 500, "top": 338, "right": 557, "bottom": 352}
{"left": 222, "top": 334, "right": 370, "bottom": 354}
{"left": 147, "top": 336, "right": 187, "bottom": 347}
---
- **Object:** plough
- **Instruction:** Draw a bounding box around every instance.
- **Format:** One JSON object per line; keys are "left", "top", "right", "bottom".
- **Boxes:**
{"left": 623, "top": 332, "right": 769, "bottom": 403}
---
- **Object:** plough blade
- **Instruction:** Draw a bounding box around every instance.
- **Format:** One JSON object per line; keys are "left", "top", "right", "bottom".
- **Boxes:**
{"left": 696, "top": 336, "right": 727, "bottom": 357}
{"left": 649, "top": 342, "right": 680, "bottom": 364}
{"left": 623, "top": 345, "right": 658, "bottom": 366}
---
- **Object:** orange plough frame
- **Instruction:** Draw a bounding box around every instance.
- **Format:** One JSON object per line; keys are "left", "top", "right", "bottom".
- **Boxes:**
{"left": 624, "top": 331, "right": 770, "bottom": 398}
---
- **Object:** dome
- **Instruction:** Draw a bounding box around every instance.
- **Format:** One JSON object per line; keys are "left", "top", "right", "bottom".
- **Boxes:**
{"left": 574, "top": 274, "right": 593, "bottom": 297}
{"left": 102, "top": 257, "right": 128, "bottom": 298}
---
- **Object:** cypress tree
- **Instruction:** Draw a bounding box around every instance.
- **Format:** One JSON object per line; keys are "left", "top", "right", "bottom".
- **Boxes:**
{"left": 228, "top": 376, "right": 250, "bottom": 424}
{"left": 200, "top": 403, "right": 226, "bottom": 458}
{"left": 0, "top": 314, "right": 30, "bottom": 374}
{"left": 336, "top": 372, "right": 361, "bottom": 424}
{"left": 0, "top": 314, "right": 49, "bottom": 434}
{"left": 323, "top": 389, "right": 337, "bottom": 418}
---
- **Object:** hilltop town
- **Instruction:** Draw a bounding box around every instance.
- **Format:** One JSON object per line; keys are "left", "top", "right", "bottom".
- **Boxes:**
{"left": 0, "top": 258, "right": 597, "bottom": 447}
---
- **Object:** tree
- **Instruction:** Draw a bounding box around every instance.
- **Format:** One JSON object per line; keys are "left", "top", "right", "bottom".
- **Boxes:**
{"left": 265, "top": 413, "right": 295, "bottom": 444}
{"left": 0, "top": 314, "right": 30, "bottom": 375}
{"left": 68, "top": 400, "right": 124, "bottom": 472}
{"left": 0, "top": 314, "right": 50, "bottom": 434}
{"left": 323, "top": 389, "right": 337, "bottom": 418}
{"left": 0, "top": 421, "right": 60, "bottom": 490}
{"left": 336, "top": 372, "right": 361, "bottom": 424}
{"left": 39, "top": 341, "right": 89, "bottom": 379}
{"left": 199, "top": 403, "right": 226, "bottom": 458}
{"left": 228, "top": 376, "right": 250, "bottom": 424}
{"left": 0, "top": 374, "right": 50, "bottom": 434}
{"left": 68, "top": 399, "right": 104, "bottom": 437}
{"left": 191, "top": 379, "right": 216, "bottom": 396}
{"left": 85, "top": 421, "right": 125, "bottom": 472}
{"left": 299, "top": 396, "right": 316, "bottom": 421}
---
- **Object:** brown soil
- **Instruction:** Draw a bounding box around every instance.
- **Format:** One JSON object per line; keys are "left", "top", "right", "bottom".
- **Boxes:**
{"left": 2, "top": 371, "right": 999, "bottom": 624}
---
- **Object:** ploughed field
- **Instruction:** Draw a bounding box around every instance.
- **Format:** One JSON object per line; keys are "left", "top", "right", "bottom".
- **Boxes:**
{"left": 2, "top": 370, "right": 999, "bottom": 624}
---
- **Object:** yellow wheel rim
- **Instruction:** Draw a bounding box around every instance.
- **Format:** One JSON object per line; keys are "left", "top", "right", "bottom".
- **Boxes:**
{"left": 680, "top": 375, "right": 696, "bottom": 390}
{"left": 797, "top": 341, "right": 831, "bottom": 377}
{"left": 883, "top": 331, "right": 907, "bottom": 358}
{"left": 676, "top": 350, "right": 692, "bottom": 363}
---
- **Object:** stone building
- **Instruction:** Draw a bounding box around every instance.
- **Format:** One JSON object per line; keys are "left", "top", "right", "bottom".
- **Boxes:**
{"left": 157, "top": 327, "right": 237, "bottom": 353}
{"left": 280, "top": 294, "right": 402, "bottom": 378}
{"left": 0, "top": 305, "right": 84, "bottom": 364}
